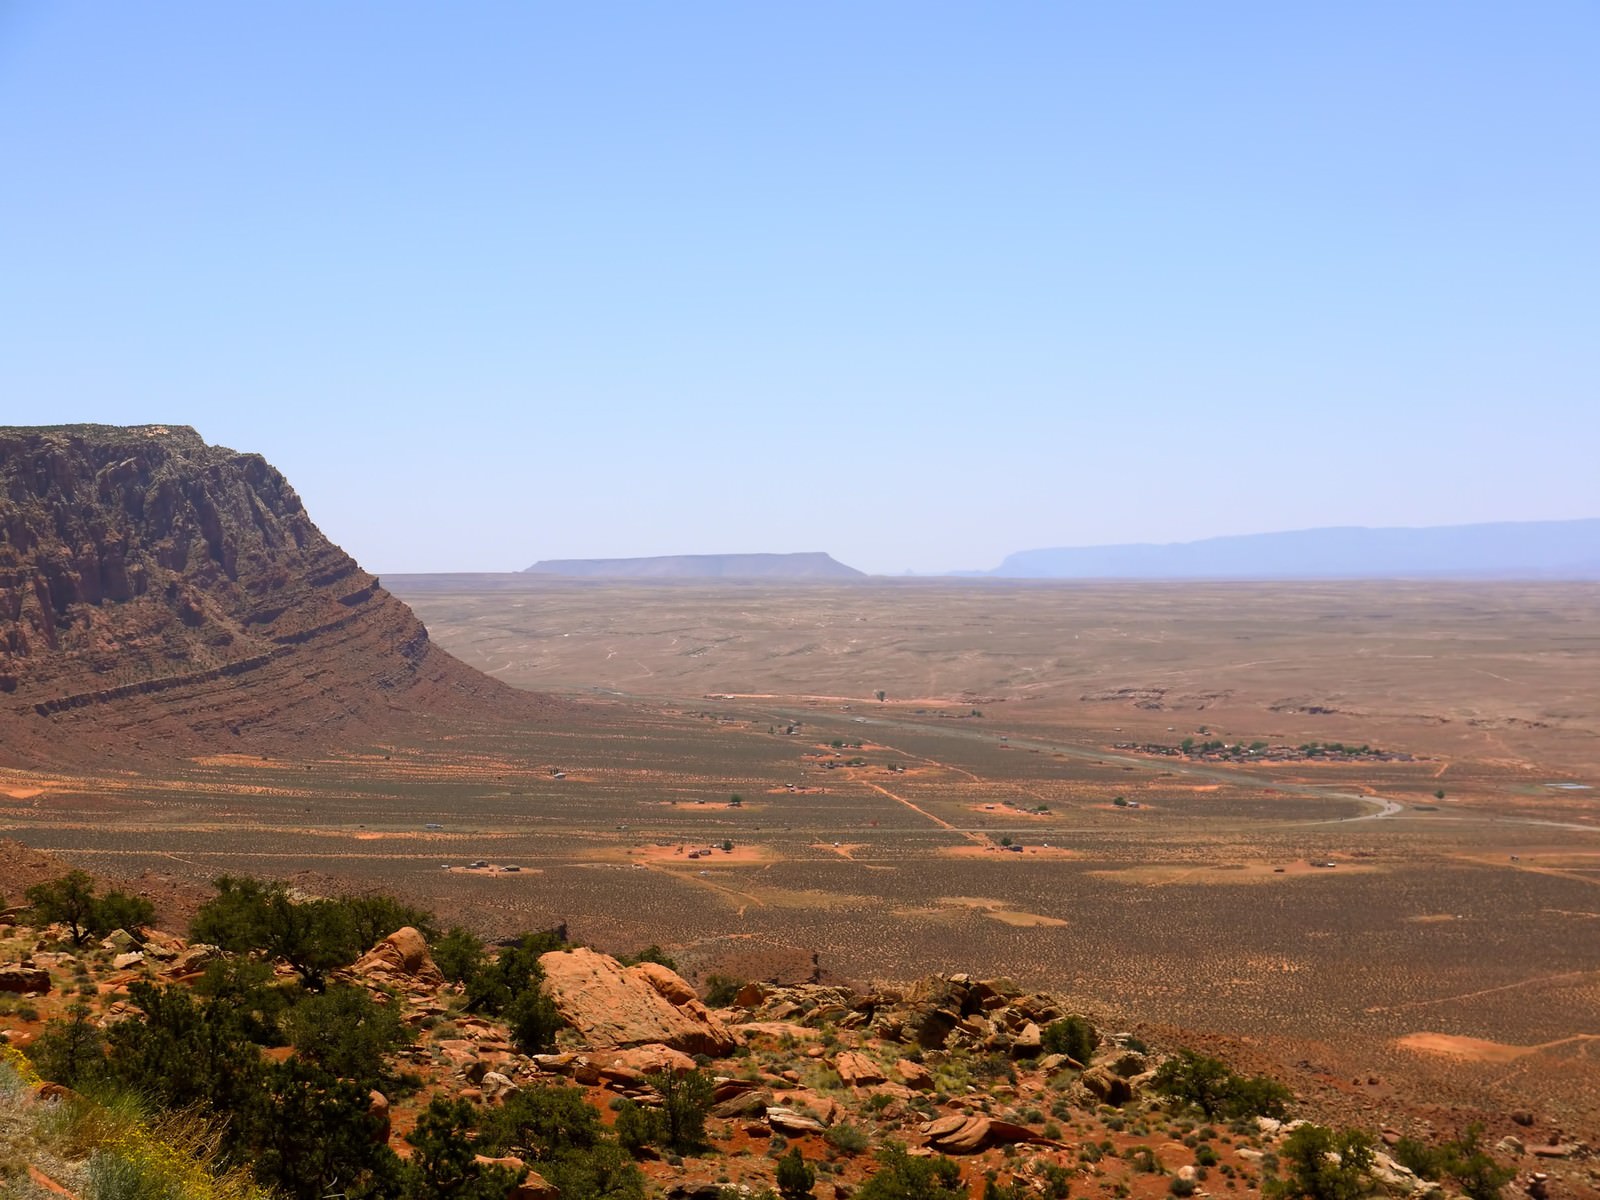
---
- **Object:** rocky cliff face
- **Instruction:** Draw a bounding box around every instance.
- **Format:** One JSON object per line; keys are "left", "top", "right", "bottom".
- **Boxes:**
{"left": 0, "top": 424, "right": 546, "bottom": 763}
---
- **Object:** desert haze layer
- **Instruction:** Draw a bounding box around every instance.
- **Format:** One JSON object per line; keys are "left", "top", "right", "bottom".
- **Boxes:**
{"left": 389, "top": 575, "right": 1600, "bottom": 773}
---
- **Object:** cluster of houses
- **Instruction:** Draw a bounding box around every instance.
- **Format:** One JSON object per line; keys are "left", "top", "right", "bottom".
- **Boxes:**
{"left": 1114, "top": 740, "right": 1416, "bottom": 764}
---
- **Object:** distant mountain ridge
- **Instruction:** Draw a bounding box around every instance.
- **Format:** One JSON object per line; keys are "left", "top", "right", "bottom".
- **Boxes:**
{"left": 983, "top": 519, "right": 1600, "bottom": 580}
{"left": 523, "top": 552, "right": 865, "bottom": 580}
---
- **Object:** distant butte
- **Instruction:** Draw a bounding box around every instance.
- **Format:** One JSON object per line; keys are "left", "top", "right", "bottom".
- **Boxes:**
{"left": 0, "top": 423, "right": 559, "bottom": 766}
{"left": 522, "top": 552, "right": 866, "bottom": 580}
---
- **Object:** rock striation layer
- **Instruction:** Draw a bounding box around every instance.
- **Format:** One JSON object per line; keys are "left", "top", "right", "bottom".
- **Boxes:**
{"left": 0, "top": 424, "right": 550, "bottom": 764}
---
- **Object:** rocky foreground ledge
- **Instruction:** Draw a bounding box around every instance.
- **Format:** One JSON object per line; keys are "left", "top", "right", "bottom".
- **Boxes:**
{"left": 3, "top": 909, "right": 1585, "bottom": 1200}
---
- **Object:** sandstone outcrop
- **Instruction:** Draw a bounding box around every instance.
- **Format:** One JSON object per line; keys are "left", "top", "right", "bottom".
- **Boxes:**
{"left": 538, "top": 947, "right": 736, "bottom": 1056}
{"left": 354, "top": 927, "right": 445, "bottom": 989}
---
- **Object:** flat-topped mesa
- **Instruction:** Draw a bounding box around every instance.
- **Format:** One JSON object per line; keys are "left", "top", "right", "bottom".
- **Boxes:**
{"left": 0, "top": 424, "right": 545, "bottom": 763}
{"left": 523, "top": 551, "right": 866, "bottom": 581}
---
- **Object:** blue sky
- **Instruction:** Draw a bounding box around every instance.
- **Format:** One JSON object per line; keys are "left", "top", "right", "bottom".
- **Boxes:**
{"left": 2, "top": 3, "right": 1595, "bottom": 574}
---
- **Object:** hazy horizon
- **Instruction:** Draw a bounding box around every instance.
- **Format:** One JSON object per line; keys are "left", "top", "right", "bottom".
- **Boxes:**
{"left": 3, "top": 4, "right": 1595, "bottom": 575}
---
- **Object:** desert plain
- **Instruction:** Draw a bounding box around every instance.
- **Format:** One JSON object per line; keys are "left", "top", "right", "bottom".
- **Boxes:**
{"left": 4, "top": 577, "right": 1599, "bottom": 1129}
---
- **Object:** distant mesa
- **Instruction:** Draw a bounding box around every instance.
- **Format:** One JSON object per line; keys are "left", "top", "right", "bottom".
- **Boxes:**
{"left": 0, "top": 423, "right": 554, "bottom": 766}
{"left": 980, "top": 519, "right": 1600, "bottom": 581}
{"left": 523, "top": 552, "right": 866, "bottom": 581}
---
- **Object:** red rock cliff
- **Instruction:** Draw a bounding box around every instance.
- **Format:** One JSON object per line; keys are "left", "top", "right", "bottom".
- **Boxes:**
{"left": 0, "top": 424, "right": 547, "bottom": 763}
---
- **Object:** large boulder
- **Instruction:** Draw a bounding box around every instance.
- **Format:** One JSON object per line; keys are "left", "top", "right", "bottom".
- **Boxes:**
{"left": 165, "top": 943, "right": 222, "bottom": 977}
{"left": 538, "top": 948, "right": 736, "bottom": 1056}
{"left": 895, "top": 1059, "right": 935, "bottom": 1090}
{"left": 0, "top": 967, "right": 50, "bottom": 994}
{"left": 1081, "top": 1065, "right": 1134, "bottom": 1105}
{"left": 368, "top": 1090, "right": 391, "bottom": 1144}
{"left": 922, "top": 1114, "right": 1055, "bottom": 1154}
{"left": 834, "top": 1051, "right": 885, "bottom": 1087}
{"left": 600, "top": 1043, "right": 699, "bottom": 1077}
{"left": 354, "top": 927, "right": 444, "bottom": 988}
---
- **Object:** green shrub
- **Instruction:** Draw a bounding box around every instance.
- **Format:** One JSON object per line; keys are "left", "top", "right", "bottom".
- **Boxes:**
{"left": 465, "top": 931, "right": 565, "bottom": 1016}
{"left": 190, "top": 877, "right": 360, "bottom": 991}
{"left": 282, "top": 984, "right": 412, "bottom": 1089}
{"left": 1443, "top": 1126, "right": 1514, "bottom": 1200}
{"left": 243, "top": 1058, "right": 402, "bottom": 1200}
{"left": 1394, "top": 1126, "right": 1512, "bottom": 1200}
{"left": 1152, "top": 1050, "right": 1290, "bottom": 1120}
{"left": 1391, "top": 1138, "right": 1445, "bottom": 1180}
{"left": 1226, "top": 1074, "right": 1293, "bottom": 1119}
{"left": 85, "top": 1147, "right": 185, "bottom": 1200}
{"left": 648, "top": 1068, "right": 716, "bottom": 1153}
{"left": 1128, "top": 1146, "right": 1160, "bottom": 1173}
{"left": 703, "top": 974, "right": 744, "bottom": 1006}
{"left": 405, "top": 1095, "right": 524, "bottom": 1200}
{"left": 825, "top": 1123, "right": 870, "bottom": 1155}
{"left": 1041, "top": 1016, "right": 1098, "bottom": 1062}
{"left": 25, "top": 871, "right": 155, "bottom": 947}
{"left": 1267, "top": 1124, "right": 1373, "bottom": 1200}
{"left": 613, "top": 1099, "right": 662, "bottom": 1155}
{"left": 778, "top": 1147, "right": 816, "bottom": 1200}
{"left": 432, "top": 927, "right": 487, "bottom": 984}
{"left": 28, "top": 1003, "right": 106, "bottom": 1089}
{"left": 342, "top": 894, "right": 437, "bottom": 949}
{"left": 192, "top": 957, "right": 291, "bottom": 1046}
{"left": 855, "top": 1144, "right": 966, "bottom": 1200}
{"left": 478, "top": 1084, "right": 644, "bottom": 1200}
{"left": 505, "top": 987, "right": 565, "bottom": 1054}
{"left": 102, "top": 982, "right": 266, "bottom": 1116}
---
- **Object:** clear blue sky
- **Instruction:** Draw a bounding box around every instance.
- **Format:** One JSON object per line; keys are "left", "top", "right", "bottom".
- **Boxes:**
{"left": 2, "top": 3, "right": 1595, "bottom": 575}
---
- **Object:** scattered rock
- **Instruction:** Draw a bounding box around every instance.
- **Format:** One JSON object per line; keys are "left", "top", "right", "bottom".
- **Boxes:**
{"left": 165, "top": 944, "right": 222, "bottom": 977}
{"left": 713, "top": 1089, "right": 773, "bottom": 1120}
{"left": 512, "top": 1171, "right": 558, "bottom": 1200}
{"left": 767, "top": 1106, "right": 827, "bottom": 1135}
{"left": 1530, "top": 1144, "right": 1579, "bottom": 1160}
{"left": 481, "top": 1071, "right": 519, "bottom": 1102}
{"left": 0, "top": 967, "right": 50, "bottom": 994}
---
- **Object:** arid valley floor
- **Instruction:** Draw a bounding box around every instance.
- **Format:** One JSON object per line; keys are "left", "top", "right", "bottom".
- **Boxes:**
{"left": 4, "top": 577, "right": 1598, "bottom": 1134}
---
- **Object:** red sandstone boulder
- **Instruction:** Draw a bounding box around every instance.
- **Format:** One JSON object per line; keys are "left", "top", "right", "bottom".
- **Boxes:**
{"left": 895, "top": 1059, "right": 935, "bottom": 1090}
{"left": 368, "top": 1090, "right": 390, "bottom": 1143}
{"left": 354, "top": 927, "right": 444, "bottom": 988}
{"left": 538, "top": 948, "right": 736, "bottom": 1056}
{"left": 0, "top": 967, "right": 50, "bottom": 994}
{"left": 834, "top": 1051, "right": 885, "bottom": 1087}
